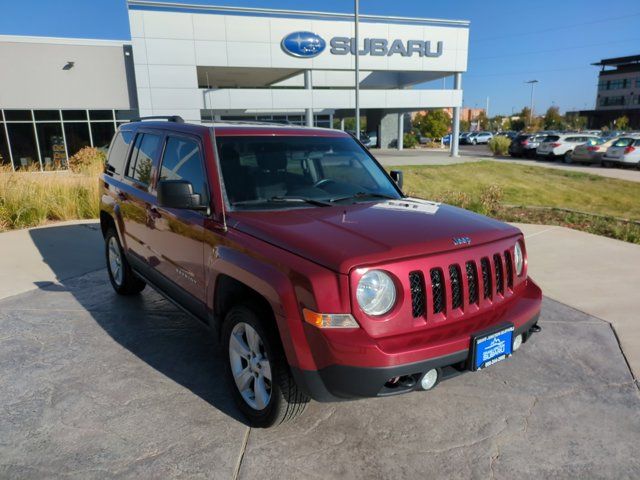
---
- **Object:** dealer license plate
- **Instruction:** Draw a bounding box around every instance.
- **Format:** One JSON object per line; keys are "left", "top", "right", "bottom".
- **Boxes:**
{"left": 471, "top": 325, "right": 514, "bottom": 371}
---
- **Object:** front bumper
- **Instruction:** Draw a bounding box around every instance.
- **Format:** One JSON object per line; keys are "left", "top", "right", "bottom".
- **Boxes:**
{"left": 292, "top": 278, "right": 542, "bottom": 401}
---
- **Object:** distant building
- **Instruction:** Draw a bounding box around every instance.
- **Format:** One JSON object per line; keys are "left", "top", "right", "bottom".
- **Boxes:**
{"left": 575, "top": 55, "right": 640, "bottom": 129}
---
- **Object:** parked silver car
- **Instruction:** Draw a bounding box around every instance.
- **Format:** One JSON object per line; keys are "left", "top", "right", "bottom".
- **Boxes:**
{"left": 570, "top": 137, "right": 618, "bottom": 165}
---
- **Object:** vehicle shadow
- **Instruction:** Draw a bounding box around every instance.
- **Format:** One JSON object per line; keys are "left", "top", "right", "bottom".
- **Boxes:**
{"left": 28, "top": 222, "right": 247, "bottom": 425}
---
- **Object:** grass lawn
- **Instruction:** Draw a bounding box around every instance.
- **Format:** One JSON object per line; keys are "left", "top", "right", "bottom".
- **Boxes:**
{"left": 399, "top": 161, "right": 640, "bottom": 244}
{"left": 401, "top": 161, "right": 640, "bottom": 220}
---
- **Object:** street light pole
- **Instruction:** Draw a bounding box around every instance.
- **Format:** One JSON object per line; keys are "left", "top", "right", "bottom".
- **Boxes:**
{"left": 525, "top": 80, "right": 538, "bottom": 127}
{"left": 354, "top": 0, "right": 360, "bottom": 136}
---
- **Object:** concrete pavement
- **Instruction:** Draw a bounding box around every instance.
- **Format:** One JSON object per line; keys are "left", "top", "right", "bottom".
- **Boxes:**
{"left": 0, "top": 220, "right": 104, "bottom": 299}
{"left": 373, "top": 146, "right": 640, "bottom": 183}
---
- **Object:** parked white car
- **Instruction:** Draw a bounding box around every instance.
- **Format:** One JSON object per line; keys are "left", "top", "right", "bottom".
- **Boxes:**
{"left": 601, "top": 136, "right": 640, "bottom": 167}
{"left": 470, "top": 131, "right": 493, "bottom": 145}
{"left": 535, "top": 134, "right": 600, "bottom": 161}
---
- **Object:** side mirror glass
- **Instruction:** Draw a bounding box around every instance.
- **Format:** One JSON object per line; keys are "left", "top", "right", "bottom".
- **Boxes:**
{"left": 390, "top": 170, "right": 403, "bottom": 189}
{"left": 157, "top": 180, "right": 206, "bottom": 210}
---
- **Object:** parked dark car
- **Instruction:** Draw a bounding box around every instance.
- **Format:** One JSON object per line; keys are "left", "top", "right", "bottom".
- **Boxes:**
{"left": 99, "top": 116, "right": 542, "bottom": 427}
{"left": 509, "top": 134, "right": 547, "bottom": 158}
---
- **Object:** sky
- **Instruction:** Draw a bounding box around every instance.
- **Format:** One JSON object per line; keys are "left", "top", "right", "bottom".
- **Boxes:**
{"left": 1, "top": 0, "right": 639, "bottom": 116}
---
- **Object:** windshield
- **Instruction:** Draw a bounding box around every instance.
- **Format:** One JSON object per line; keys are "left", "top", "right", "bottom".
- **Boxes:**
{"left": 216, "top": 135, "right": 401, "bottom": 210}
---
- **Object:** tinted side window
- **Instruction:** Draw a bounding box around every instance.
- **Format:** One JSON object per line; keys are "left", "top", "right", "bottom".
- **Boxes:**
{"left": 106, "top": 130, "right": 133, "bottom": 175}
{"left": 126, "top": 133, "right": 162, "bottom": 187}
{"left": 160, "top": 136, "right": 208, "bottom": 204}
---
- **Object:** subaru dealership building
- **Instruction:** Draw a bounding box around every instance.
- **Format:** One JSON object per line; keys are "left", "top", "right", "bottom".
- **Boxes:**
{"left": 0, "top": 0, "right": 469, "bottom": 170}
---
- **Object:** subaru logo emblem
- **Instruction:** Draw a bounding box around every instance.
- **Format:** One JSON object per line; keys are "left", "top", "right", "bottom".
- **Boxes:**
{"left": 281, "top": 31, "right": 326, "bottom": 58}
{"left": 452, "top": 236, "right": 471, "bottom": 246}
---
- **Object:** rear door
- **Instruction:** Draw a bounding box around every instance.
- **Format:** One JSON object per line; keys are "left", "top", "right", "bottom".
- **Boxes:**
{"left": 151, "top": 133, "right": 209, "bottom": 311}
{"left": 120, "top": 130, "right": 164, "bottom": 265}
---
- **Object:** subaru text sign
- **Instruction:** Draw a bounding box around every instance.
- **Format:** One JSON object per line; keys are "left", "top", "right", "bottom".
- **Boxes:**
{"left": 281, "top": 31, "right": 327, "bottom": 58}
{"left": 281, "top": 32, "right": 443, "bottom": 58}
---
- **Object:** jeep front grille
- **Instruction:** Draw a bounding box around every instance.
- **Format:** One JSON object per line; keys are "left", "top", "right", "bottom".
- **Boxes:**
{"left": 409, "top": 250, "right": 515, "bottom": 320}
{"left": 430, "top": 268, "right": 445, "bottom": 314}
{"left": 409, "top": 271, "right": 426, "bottom": 318}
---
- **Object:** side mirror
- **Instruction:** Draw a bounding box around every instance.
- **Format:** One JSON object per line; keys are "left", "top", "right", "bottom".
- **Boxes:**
{"left": 157, "top": 180, "right": 206, "bottom": 210}
{"left": 390, "top": 170, "right": 403, "bottom": 189}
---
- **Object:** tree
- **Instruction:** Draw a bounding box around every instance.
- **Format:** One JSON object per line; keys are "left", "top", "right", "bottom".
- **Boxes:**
{"left": 565, "top": 113, "right": 587, "bottom": 131}
{"left": 615, "top": 115, "right": 630, "bottom": 131}
{"left": 544, "top": 106, "right": 564, "bottom": 130}
{"left": 413, "top": 110, "right": 451, "bottom": 139}
{"left": 460, "top": 119, "right": 470, "bottom": 132}
{"left": 520, "top": 107, "right": 532, "bottom": 127}
{"left": 510, "top": 117, "right": 525, "bottom": 132}
{"left": 476, "top": 111, "right": 488, "bottom": 130}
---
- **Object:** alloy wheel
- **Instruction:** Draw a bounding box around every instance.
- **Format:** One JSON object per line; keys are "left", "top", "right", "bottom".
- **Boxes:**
{"left": 229, "top": 322, "right": 272, "bottom": 410}
{"left": 108, "top": 236, "right": 123, "bottom": 287}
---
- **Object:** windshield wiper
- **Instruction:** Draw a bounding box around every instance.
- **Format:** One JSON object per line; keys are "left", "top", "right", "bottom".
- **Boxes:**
{"left": 328, "top": 192, "right": 398, "bottom": 203}
{"left": 232, "top": 196, "right": 332, "bottom": 207}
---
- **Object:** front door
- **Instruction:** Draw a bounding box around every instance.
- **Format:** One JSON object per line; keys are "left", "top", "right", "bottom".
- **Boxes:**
{"left": 151, "top": 133, "right": 209, "bottom": 314}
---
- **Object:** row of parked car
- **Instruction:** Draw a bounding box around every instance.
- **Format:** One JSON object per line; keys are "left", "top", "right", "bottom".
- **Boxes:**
{"left": 508, "top": 132, "right": 640, "bottom": 167}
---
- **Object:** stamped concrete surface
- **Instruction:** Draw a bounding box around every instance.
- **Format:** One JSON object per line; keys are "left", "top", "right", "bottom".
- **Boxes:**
{"left": 516, "top": 223, "right": 640, "bottom": 380}
{"left": 0, "top": 222, "right": 639, "bottom": 479}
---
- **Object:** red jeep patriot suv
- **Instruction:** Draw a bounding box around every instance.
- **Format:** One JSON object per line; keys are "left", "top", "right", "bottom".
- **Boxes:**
{"left": 100, "top": 116, "right": 542, "bottom": 427}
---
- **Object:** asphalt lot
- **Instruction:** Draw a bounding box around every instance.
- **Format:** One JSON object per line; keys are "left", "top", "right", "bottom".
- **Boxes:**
{"left": 1, "top": 222, "right": 639, "bottom": 479}
{"left": 374, "top": 145, "right": 640, "bottom": 183}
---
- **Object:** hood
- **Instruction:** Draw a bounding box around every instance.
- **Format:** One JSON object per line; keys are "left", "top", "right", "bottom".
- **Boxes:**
{"left": 229, "top": 198, "right": 520, "bottom": 274}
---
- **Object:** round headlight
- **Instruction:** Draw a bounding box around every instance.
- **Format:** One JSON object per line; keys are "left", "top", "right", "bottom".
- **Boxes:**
{"left": 514, "top": 242, "right": 524, "bottom": 276}
{"left": 356, "top": 270, "right": 396, "bottom": 316}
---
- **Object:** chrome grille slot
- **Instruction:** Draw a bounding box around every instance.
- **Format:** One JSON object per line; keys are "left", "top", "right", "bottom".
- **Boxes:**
{"left": 504, "top": 250, "right": 514, "bottom": 289}
{"left": 409, "top": 271, "right": 426, "bottom": 318}
{"left": 430, "top": 268, "right": 445, "bottom": 314}
{"left": 481, "top": 257, "right": 492, "bottom": 299}
{"left": 449, "top": 264, "right": 463, "bottom": 310}
{"left": 466, "top": 261, "right": 478, "bottom": 305}
{"left": 494, "top": 254, "right": 504, "bottom": 295}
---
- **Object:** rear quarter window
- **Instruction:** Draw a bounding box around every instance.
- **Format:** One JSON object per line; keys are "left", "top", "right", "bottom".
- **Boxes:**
{"left": 106, "top": 130, "right": 134, "bottom": 175}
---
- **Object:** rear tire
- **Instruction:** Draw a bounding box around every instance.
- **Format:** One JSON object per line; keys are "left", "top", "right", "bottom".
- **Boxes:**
{"left": 105, "top": 228, "right": 146, "bottom": 295}
{"left": 222, "top": 305, "right": 309, "bottom": 427}
{"left": 563, "top": 151, "right": 573, "bottom": 164}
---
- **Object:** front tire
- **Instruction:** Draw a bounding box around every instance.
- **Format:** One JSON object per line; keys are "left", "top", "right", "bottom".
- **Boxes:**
{"left": 222, "top": 305, "right": 309, "bottom": 427}
{"left": 105, "top": 228, "right": 146, "bottom": 295}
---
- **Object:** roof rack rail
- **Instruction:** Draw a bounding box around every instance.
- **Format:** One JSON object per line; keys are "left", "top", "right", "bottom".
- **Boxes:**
{"left": 207, "top": 119, "right": 293, "bottom": 126}
{"left": 134, "top": 115, "right": 185, "bottom": 123}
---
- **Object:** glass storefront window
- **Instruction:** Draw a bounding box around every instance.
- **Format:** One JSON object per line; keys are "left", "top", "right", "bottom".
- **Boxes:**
{"left": 115, "top": 109, "right": 138, "bottom": 121}
{"left": 0, "top": 125, "right": 11, "bottom": 168}
{"left": 91, "top": 122, "right": 115, "bottom": 150}
{"left": 4, "top": 110, "right": 32, "bottom": 121}
{"left": 62, "top": 110, "right": 88, "bottom": 121}
{"left": 89, "top": 110, "right": 114, "bottom": 121}
{"left": 34, "top": 110, "right": 61, "bottom": 121}
{"left": 7, "top": 123, "right": 39, "bottom": 169}
{"left": 36, "top": 123, "right": 66, "bottom": 169}
{"left": 64, "top": 123, "right": 91, "bottom": 156}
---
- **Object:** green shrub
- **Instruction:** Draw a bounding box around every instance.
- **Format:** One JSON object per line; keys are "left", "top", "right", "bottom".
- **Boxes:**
{"left": 68, "top": 147, "right": 106, "bottom": 176}
{"left": 403, "top": 132, "right": 419, "bottom": 149}
{"left": 488, "top": 136, "right": 511, "bottom": 156}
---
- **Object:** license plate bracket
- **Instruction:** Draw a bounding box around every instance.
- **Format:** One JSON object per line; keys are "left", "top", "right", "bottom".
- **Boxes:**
{"left": 470, "top": 323, "right": 514, "bottom": 371}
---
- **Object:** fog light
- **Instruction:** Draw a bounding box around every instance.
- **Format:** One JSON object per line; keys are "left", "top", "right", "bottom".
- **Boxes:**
{"left": 420, "top": 369, "right": 438, "bottom": 390}
{"left": 513, "top": 334, "right": 523, "bottom": 351}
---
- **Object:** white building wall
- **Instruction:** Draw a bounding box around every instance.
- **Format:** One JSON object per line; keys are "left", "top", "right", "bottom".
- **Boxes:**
{"left": 128, "top": 5, "right": 469, "bottom": 121}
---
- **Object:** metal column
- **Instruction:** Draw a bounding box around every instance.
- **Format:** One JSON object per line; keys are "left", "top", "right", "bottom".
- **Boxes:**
{"left": 450, "top": 73, "right": 462, "bottom": 157}
{"left": 397, "top": 113, "right": 404, "bottom": 150}
{"left": 354, "top": 0, "right": 360, "bottom": 135}
{"left": 340, "top": 118, "right": 345, "bottom": 131}
{"left": 304, "top": 70, "right": 313, "bottom": 127}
